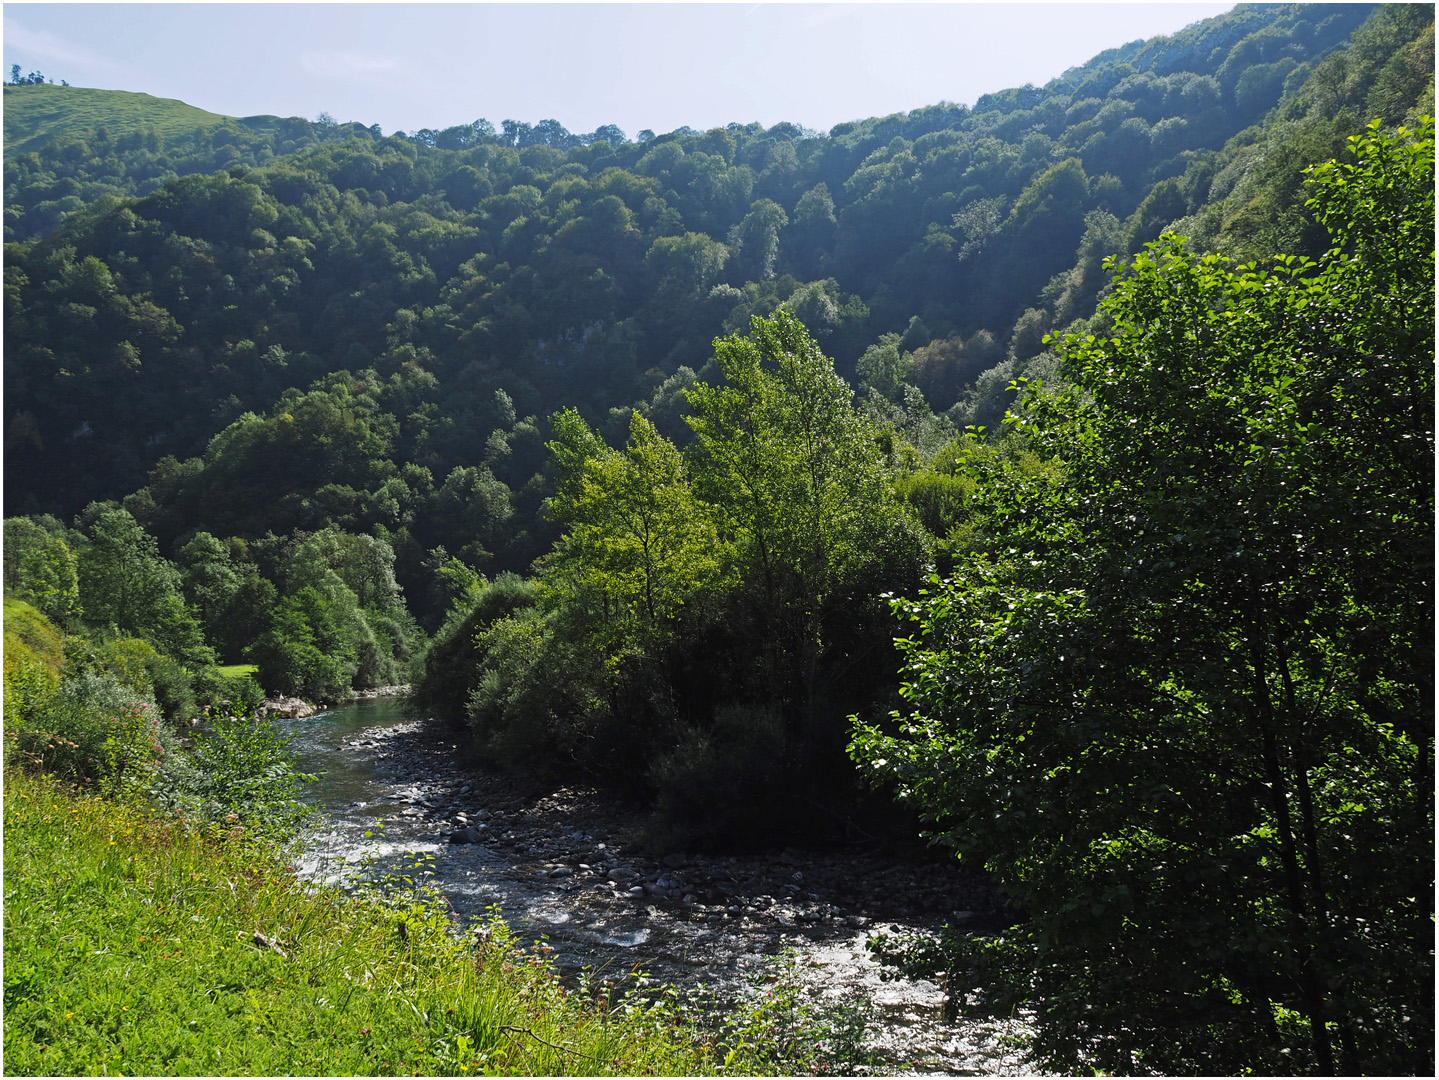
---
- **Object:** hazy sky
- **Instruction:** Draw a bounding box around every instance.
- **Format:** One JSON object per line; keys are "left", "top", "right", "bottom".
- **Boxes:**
{"left": 4, "top": 3, "right": 1236, "bottom": 138}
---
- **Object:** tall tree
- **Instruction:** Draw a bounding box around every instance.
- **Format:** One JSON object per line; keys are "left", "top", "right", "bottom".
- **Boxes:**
{"left": 687, "top": 309, "right": 927, "bottom": 758}
{"left": 545, "top": 408, "right": 726, "bottom": 661}
{"left": 852, "top": 119, "right": 1434, "bottom": 1075}
{"left": 75, "top": 506, "right": 211, "bottom": 666}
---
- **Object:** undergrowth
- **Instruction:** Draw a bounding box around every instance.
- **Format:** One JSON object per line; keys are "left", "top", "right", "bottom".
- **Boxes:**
{"left": 2, "top": 770, "right": 884, "bottom": 1076}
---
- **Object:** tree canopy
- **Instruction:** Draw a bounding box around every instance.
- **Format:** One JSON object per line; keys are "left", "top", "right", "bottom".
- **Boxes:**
{"left": 850, "top": 117, "right": 1433, "bottom": 1076}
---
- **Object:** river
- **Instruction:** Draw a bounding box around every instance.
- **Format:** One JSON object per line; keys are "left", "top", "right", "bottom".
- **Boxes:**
{"left": 279, "top": 697, "right": 1040, "bottom": 1075}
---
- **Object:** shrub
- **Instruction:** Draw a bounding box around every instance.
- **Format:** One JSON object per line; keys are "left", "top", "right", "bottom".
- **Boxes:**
{"left": 147, "top": 703, "right": 316, "bottom": 833}
{"left": 412, "top": 571, "right": 538, "bottom": 719}
{"left": 3, "top": 652, "right": 56, "bottom": 746}
{"left": 2, "top": 516, "right": 79, "bottom": 621}
{"left": 7, "top": 669, "right": 168, "bottom": 794}
{"left": 465, "top": 605, "right": 608, "bottom": 777}
{"left": 89, "top": 635, "right": 198, "bottom": 724}
{"left": 647, "top": 704, "right": 787, "bottom": 850}
{"left": 189, "top": 665, "right": 266, "bottom": 713}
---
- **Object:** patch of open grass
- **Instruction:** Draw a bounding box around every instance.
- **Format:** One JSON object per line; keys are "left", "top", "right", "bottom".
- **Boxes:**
{"left": 215, "top": 664, "right": 259, "bottom": 680}
{"left": 3, "top": 597, "right": 65, "bottom": 679}
{"left": 2, "top": 771, "right": 731, "bottom": 1076}
{"left": 3, "top": 84, "right": 234, "bottom": 154}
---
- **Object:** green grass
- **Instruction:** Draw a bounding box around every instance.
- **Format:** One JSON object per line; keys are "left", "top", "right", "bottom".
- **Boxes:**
{"left": 215, "top": 664, "right": 259, "bottom": 680}
{"left": 2, "top": 771, "right": 735, "bottom": 1076}
{"left": 3, "top": 597, "right": 65, "bottom": 679}
{"left": 3, "top": 83, "right": 233, "bottom": 154}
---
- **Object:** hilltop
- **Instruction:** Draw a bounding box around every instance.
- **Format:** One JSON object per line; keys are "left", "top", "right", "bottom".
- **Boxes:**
{"left": 2, "top": 83, "right": 246, "bottom": 154}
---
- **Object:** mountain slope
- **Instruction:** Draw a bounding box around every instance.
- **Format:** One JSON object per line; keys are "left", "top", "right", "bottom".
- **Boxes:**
{"left": 3, "top": 2, "right": 1429, "bottom": 595}
{"left": 3, "top": 83, "right": 237, "bottom": 154}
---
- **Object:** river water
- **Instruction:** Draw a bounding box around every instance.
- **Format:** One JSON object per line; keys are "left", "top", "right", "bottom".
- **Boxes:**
{"left": 280, "top": 698, "right": 1041, "bottom": 1075}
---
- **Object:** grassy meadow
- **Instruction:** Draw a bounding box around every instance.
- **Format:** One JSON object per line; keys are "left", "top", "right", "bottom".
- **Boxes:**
{"left": 3, "top": 84, "right": 234, "bottom": 154}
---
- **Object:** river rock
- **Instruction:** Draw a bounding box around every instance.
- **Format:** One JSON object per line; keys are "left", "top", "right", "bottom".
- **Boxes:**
{"left": 449, "top": 826, "right": 484, "bottom": 844}
{"left": 259, "top": 696, "right": 317, "bottom": 719}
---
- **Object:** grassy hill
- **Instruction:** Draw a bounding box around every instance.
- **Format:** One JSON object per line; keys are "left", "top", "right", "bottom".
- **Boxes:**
{"left": 3, "top": 83, "right": 235, "bottom": 154}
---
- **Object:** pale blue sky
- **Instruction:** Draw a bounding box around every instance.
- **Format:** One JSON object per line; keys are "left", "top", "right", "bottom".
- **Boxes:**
{"left": 4, "top": 3, "right": 1235, "bottom": 138}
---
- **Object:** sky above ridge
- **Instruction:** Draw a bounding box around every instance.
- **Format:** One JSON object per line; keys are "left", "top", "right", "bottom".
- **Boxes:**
{"left": 4, "top": 3, "right": 1235, "bottom": 138}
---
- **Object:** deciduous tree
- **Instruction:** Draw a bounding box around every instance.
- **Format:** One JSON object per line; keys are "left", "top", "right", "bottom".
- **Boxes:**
{"left": 852, "top": 119, "right": 1433, "bottom": 1075}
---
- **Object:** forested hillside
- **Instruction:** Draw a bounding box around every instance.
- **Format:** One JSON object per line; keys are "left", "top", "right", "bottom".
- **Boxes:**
{"left": 3, "top": 0, "right": 1426, "bottom": 732}
{"left": 9, "top": 4, "right": 1427, "bottom": 555}
{"left": 4, "top": 3, "right": 1432, "bottom": 1073}
{"left": 5, "top": 0, "right": 1429, "bottom": 774}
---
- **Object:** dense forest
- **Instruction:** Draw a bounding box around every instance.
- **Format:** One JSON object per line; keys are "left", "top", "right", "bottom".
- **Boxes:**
{"left": 4, "top": 3, "right": 1432, "bottom": 1074}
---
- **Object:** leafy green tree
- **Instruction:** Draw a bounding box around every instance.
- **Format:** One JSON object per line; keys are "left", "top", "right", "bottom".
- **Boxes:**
{"left": 422, "top": 546, "right": 483, "bottom": 626}
{"left": 688, "top": 310, "right": 928, "bottom": 759}
{"left": 786, "top": 182, "right": 837, "bottom": 279}
{"left": 175, "top": 531, "right": 244, "bottom": 654}
{"left": 728, "top": 198, "right": 789, "bottom": 282}
{"left": 545, "top": 408, "right": 727, "bottom": 661}
{"left": 267, "top": 526, "right": 418, "bottom": 691}
{"left": 410, "top": 570, "right": 535, "bottom": 720}
{"left": 250, "top": 585, "right": 358, "bottom": 701}
{"left": 851, "top": 119, "right": 1433, "bottom": 1075}
{"left": 250, "top": 528, "right": 369, "bottom": 698}
{"left": 217, "top": 571, "right": 278, "bottom": 666}
{"left": 3, "top": 516, "right": 79, "bottom": 621}
{"left": 854, "top": 332, "right": 909, "bottom": 402}
{"left": 74, "top": 506, "right": 212, "bottom": 667}
{"left": 644, "top": 232, "right": 730, "bottom": 298}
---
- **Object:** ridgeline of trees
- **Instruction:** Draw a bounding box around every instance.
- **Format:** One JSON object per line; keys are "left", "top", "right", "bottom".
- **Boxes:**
{"left": 9, "top": 65, "right": 66, "bottom": 87}
{"left": 3, "top": 4, "right": 1432, "bottom": 1072}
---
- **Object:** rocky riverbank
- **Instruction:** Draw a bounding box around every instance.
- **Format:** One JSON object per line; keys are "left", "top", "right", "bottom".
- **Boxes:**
{"left": 259, "top": 685, "right": 411, "bottom": 719}
{"left": 289, "top": 708, "right": 1043, "bottom": 1075}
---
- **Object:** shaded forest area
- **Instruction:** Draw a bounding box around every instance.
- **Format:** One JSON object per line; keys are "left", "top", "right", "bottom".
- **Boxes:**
{"left": 4, "top": 0, "right": 1429, "bottom": 801}
{"left": 2, "top": 0, "right": 1426, "bottom": 782}
{"left": 8, "top": 4, "right": 1428, "bottom": 564}
{"left": 4, "top": 3, "right": 1433, "bottom": 1073}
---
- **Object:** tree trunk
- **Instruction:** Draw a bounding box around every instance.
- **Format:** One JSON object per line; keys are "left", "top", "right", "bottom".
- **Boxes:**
{"left": 1247, "top": 595, "right": 1334, "bottom": 1074}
